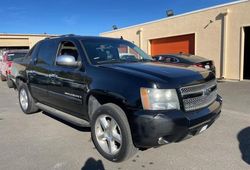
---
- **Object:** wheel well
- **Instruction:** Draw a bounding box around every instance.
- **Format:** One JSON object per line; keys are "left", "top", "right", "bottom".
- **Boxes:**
{"left": 87, "top": 95, "right": 101, "bottom": 120}
{"left": 87, "top": 94, "right": 128, "bottom": 120}
{"left": 16, "top": 77, "right": 26, "bottom": 89}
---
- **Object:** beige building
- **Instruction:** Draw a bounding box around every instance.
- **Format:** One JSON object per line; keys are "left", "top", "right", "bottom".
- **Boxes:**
{"left": 101, "top": 0, "right": 250, "bottom": 80}
{"left": 0, "top": 33, "right": 55, "bottom": 50}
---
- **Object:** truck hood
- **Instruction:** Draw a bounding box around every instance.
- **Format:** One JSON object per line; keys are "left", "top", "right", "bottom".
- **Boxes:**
{"left": 100, "top": 62, "right": 214, "bottom": 87}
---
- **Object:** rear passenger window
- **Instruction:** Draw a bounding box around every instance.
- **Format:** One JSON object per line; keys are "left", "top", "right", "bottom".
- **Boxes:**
{"left": 170, "top": 58, "right": 179, "bottom": 63}
{"left": 37, "top": 40, "right": 57, "bottom": 65}
{"left": 26, "top": 46, "right": 35, "bottom": 60}
{"left": 165, "top": 57, "right": 172, "bottom": 62}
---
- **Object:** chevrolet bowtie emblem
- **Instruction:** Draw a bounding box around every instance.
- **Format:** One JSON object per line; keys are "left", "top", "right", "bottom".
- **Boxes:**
{"left": 203, "top": 88, "right": 212, "bottom": 96}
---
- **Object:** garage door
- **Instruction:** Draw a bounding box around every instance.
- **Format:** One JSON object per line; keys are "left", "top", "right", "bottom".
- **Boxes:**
{"left": 150, "top": 33, "right": 195, "bottom": 56}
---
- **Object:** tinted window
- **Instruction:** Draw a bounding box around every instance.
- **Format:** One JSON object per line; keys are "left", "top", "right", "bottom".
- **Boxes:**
{"left": 26, "top": 46, "right": 35, "bottom": 61}
{"left": 37, "top": 40, "right": 57, "bottom": 65}
{"left": 156, "top": 55, "right": 179, "bottom": 63}
{"left": 7, "top": 52, "right": 27, "bottom": 61}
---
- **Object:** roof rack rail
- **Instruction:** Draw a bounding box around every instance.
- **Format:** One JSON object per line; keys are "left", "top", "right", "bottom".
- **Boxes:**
{"left": 45, "top": 36, "right": 54, "bottom": 39}
{"left": 44, "top": 34, "right": 59, "bottom": 39}
{"left": 44, "top": 34, "right": 75, "bottom": 40}
{"left": 59, "top": 34, "right": 76, "bottom": 37}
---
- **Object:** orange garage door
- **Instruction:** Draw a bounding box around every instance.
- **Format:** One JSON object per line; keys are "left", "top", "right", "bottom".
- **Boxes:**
{"left": 150, "top": 33, "right": 195, "bottom": 56}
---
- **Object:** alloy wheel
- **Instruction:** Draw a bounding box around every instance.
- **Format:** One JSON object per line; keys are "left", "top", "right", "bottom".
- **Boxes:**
{"left": 95, "top": 114, "right": 122, "bottom": 155}
{"left": 20, "top": 89, "right": 28, "bottom": 111}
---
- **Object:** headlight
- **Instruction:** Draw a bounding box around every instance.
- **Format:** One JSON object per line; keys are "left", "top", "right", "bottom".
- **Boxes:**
{"left": 140, "top": 88, "right": 180, "bottom": 110}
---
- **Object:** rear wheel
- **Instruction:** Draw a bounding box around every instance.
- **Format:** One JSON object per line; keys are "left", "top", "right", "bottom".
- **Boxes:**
{"left": 7, "top": 76, "right": 14, "bottom": 88}
{"left": 91, "top": 103, "right": 137, "bottom": 162}
{"left": 18, "top": 82, "right": 39, "bottom": 114}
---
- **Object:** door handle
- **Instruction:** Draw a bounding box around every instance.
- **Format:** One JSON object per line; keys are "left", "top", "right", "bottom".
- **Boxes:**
{"left": 48, "top": 74, "right": 58, "bottom": 78}
{"left": 28, "top": 70, "right": 36, "bottom": 75}
{"left": 33, "top": 58, "right": 38, "bottom": 65}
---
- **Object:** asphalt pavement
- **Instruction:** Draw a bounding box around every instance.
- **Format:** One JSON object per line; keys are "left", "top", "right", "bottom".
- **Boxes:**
{"left": 0, "top": 80, "right": 250, "bottom": 170}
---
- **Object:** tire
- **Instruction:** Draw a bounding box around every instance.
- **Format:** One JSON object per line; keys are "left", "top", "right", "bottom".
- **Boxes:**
{"left": 1, "top": 74, "right": 6, "bottom": 81}
{"left": 91, "top": 103, "right": 138, "bottom": 162}
{"left": 18, "top": 82, "right": 39, "bottom": 114}
{"left": 7, "top": 76, "right": 14, "bottom": 88}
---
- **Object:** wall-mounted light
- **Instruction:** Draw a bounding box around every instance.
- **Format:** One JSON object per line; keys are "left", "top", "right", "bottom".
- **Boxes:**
{"left": 166, "top": 9, "right": 174, "bottom": 17}
{"left": 112, "top": 25, "right": 118, "bottom": 30}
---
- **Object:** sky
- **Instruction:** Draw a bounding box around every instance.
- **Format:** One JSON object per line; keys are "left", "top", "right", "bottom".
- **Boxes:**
{"left": 0, "top": 0, "right": 239, "bottom": 35}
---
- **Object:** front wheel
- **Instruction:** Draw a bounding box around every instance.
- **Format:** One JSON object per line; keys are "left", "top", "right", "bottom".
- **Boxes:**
{"left": 91, "top": 103, "right": 138, "bottom": 162}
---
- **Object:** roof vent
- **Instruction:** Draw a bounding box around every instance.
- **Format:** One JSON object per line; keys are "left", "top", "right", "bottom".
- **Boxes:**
{"left": 166, "top": 9, "right": 174, "bottom": 17}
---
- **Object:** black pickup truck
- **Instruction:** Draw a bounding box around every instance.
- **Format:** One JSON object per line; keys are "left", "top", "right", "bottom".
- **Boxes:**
{"left": 15, "top": 35, "right": 222, "bottom": 162}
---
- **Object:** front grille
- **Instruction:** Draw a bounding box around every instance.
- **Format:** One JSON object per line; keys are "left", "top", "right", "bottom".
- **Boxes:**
{"left": 180, "top": 80, "right": 217, "bottom": 112}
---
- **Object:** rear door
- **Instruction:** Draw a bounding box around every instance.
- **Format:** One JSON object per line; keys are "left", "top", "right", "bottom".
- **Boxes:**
{"left": 47, "top": 39, "right": 87, "bottom": 119}
{"left": 28, "top": 39, "right": 58, "bottom": 104}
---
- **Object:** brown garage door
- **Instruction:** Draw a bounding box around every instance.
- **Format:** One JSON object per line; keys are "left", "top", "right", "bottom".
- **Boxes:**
{"left": 150, "top": 33, "right": 195, "bottom": 56}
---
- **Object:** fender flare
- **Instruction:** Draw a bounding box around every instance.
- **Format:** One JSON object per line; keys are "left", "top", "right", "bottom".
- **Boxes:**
{"left": 86, "top": 90, "right": 128, "bottom": 120}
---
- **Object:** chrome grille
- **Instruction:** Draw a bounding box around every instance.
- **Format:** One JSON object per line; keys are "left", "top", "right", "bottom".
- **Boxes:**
{"left": 180, "top": 80, "right": 217, "bottom": 111}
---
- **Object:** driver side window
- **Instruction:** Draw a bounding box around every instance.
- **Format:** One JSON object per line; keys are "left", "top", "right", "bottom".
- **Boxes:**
{"left": 57, "top": 41, "right": 80, "bottom": 62}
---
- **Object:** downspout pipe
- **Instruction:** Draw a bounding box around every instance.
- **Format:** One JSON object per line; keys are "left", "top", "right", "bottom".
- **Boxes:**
{"left": 136, "top": 28, "right": 143, "bottom": 49}
{"left": 217, "top": 9, "right": 229, "bottom": 79}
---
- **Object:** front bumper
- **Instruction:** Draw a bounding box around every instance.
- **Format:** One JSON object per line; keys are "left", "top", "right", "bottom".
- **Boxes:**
{"left": 130, "top": 95, "right": 222, "bottom": 148}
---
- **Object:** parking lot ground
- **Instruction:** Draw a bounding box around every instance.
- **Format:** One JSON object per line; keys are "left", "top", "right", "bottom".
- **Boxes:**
{"left": 0, "top": 81, "right": 250, "bottom": 170}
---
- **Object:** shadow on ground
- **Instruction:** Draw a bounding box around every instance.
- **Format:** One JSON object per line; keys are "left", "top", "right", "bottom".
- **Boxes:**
{"left": 82, "top": 157, "right": 105, "bottom": 170}
{"left": 42, "top": 111, "right": 90, "bottom": 132}
{"left": 237, "top": 127, "right": 250, "bottom": 165}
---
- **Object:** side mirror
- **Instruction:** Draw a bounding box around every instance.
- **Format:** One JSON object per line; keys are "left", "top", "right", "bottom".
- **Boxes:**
{"left": 56, "top": 55, "right": 81, "bottom": 67}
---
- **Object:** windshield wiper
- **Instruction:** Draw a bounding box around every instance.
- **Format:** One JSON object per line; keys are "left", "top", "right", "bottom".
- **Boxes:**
{"left": 136, "top": 58, "right": 154, "bottom": 62}
{"left": 97, "top": 58, "right": 154, "bottom": 64}
{"left": 97, "top": 59, "right": 125, "bottom": 64}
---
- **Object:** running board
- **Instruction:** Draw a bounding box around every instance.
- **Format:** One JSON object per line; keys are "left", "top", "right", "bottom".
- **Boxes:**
{"left": 36, "top": 103, "right": 90, "bottom": 127}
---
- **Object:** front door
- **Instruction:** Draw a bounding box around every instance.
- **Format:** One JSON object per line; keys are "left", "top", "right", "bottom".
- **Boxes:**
{"left": 47, "top": 40, "right": 88, "bottom": 119}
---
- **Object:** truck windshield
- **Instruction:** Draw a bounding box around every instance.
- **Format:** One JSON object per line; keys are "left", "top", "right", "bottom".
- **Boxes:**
{"left": 82, "top": 39, "right": 153, "bottom": 65}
